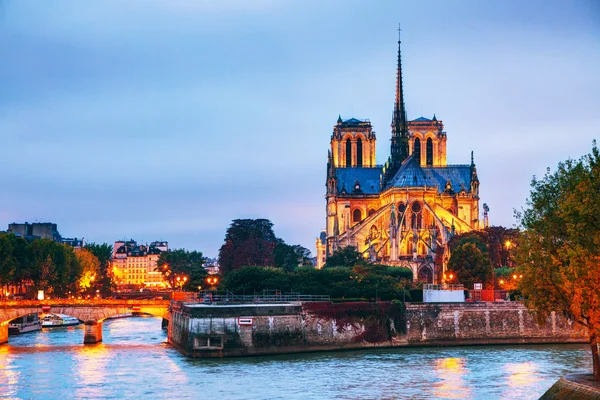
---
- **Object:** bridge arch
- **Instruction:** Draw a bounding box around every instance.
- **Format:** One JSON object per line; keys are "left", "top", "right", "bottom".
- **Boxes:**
{"left": 0, "top": 300, "right": 170, "bottom": 345}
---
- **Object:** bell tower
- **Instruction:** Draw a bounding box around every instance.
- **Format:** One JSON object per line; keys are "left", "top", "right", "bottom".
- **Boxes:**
{"left": 330, "top": 116, "right": 376, "bottom": 168}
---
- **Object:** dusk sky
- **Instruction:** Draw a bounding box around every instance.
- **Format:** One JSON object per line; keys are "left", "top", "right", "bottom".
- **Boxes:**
{"left": 1, "top": 0, "right": 599, "bottom": 257}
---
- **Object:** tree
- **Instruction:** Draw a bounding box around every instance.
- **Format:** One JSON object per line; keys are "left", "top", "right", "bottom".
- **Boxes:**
{"left": 515, "top": 142, "right": 600, "bottom": 379}
{"left": 218, "top": 219, "right": 278, "bottom": 275}
{"left": 85, "top": 242, "right": 114, "bottom": 297}
{"left": 324, "top": 246, "right": 365, "bottom": 268}
{"left": 447, "top": 241, "right": 492, "bottom": 289}
{"left": 74, "top": 248, "right": 100, "bottom": 296}
{"left": 156, "top": 249, "right": 207, "bottom": 290}
{"left": 0, "top": 234, "right": 17, "bottom": 292}
{"left": 274, "top": 243, "right": 313, "bottom": 272}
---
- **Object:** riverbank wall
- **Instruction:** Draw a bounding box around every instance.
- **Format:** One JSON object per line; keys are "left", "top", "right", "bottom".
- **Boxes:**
{"left": 167, "top": 301, "right": 588, "bottom": 358}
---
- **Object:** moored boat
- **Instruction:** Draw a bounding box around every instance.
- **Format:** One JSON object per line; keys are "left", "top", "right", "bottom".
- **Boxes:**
{"left": 9, "top": 313, "right": 42, "bottom": 335}
{"left": 41, "top": 313, "right": 81, "bottom": 328}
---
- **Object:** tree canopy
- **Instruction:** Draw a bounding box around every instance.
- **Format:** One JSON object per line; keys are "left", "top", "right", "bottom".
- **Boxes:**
{"left": 324, "top": 246, "right": 365, "bottom": 268}
{"left": 218, "top": 219, "right": 313, "bottom": 275}
{"left": 156, "top": 249, "right": 207, "bottom": 291}
{"left": 516, "top": 142, "right": 600, "bottom": 379}
{"left": 447, "top": 240, "right": 492, "bottom": 290}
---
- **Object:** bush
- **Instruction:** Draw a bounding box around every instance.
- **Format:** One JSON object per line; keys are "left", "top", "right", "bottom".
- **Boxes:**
{"left": 222, "top": 265, "right": 412, "bottom": 301}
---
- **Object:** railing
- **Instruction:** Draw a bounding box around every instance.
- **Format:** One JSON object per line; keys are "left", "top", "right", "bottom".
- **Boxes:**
{"left": 423, "top": 284, "right": 465, "bottom": 291}
{"left": 176, "top": 289, "right": 330, "bottom": 304}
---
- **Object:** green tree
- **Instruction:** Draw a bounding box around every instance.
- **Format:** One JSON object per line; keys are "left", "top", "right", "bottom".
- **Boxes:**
{"left": 515, "top": 142, "right": 600, "bottom": 379}
{"left": 85, "top": 242, "right": 114, "bottom": 297}
{"left": 447, "top": 242, "right": 492, "bottom": 289}
{"left": 274, "top": 243, "right": 312, "bottom": 272}
{"left": 218, "top": 219, "right": 278, "bottom": 275}
{"left": 157, "top": 249, "right": 207, "bottom": 290}
{"left": 324, "top": 246, "right": 365, "bottom": 268}
{"left": 0, "top": 234, "right": 17, "bottom": 293}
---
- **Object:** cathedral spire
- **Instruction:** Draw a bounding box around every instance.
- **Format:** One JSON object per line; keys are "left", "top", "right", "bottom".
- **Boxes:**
{"left": 392, "top": 25, "right": 407, "bottom": 135}
{"left": 386, "top": 24, "right": 410, "bottom": 184}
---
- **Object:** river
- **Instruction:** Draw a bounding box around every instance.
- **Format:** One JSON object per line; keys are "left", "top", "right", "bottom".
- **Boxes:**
{"left": 0, "top": 317, "right": 592, "bottom": 399}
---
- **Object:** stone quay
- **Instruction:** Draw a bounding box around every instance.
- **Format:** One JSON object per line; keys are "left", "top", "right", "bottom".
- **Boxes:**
{"left": 167, "top": 301, "right": 588, "bottom": 358}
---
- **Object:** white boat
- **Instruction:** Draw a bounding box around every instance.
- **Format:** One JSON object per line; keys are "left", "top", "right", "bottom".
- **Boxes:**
{"left": 9, "top": 313, "right": 42, "bottom": 335}
{"left": 41, "top": 313, "right": 81, "bottom": 328}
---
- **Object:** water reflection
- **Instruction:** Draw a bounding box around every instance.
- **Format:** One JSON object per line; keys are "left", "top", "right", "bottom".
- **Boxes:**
{"left": 74, "top": 343, "right": 111, "bottom": 399}
{"left": 502, "top": 362, "right": 542, "bottom": 399}
{"left": 432, "top": 357, "right": 472, "bottom": 399}
{"left": 0, "top": 318, "right": 593, "bottom": 400}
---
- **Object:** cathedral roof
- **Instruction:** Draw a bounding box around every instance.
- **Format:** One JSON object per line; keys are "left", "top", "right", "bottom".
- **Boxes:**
{"left": 411, "top": 116, "right": 431, "bottom": 122}
{"left": 424, "top": 165, "right": 472, "bottom": 194}
{"left": 334, "top": 167, "right": 382, "bottom": 195}
{"left": 385, "top": 155, "right": 473, "bottom": 193}
{"left": 388, "top": 155, "right": 431, "bottom": 188}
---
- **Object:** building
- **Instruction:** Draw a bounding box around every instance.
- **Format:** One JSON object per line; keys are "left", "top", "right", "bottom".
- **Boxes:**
{"left": 110, "top": 240, "right": 168, "bottom": 287}
{"left": 7, "top": 222, "right": 84, "bottom": 248}
{"left": 316, "top": 33, "right": 481, "bottom": 283}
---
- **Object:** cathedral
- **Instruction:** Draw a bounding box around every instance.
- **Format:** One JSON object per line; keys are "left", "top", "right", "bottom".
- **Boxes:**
{"left": 315, "top": 33, "right": 482, "bottom": 284}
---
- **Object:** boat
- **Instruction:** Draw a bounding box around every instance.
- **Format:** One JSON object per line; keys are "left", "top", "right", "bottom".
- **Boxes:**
{"left": 41, "top": 313, "right": 81, "bottom": 328}
{"left": 9, "top": 313, "right": 42, "bottom": 335}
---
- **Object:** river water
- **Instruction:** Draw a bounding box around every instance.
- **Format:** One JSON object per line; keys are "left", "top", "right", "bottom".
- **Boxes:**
{"left": 0, "top": 317, "right": 592, "bottom": 399}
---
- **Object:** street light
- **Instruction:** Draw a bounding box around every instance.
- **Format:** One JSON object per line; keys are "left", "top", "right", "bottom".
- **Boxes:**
{"left": 206, "top": 276, "right": 219, "bottom": 288}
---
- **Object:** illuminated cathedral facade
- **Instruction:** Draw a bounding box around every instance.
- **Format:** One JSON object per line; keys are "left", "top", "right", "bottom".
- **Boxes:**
{"left": 315, "top": 34, "right": 482, "bottom": 284}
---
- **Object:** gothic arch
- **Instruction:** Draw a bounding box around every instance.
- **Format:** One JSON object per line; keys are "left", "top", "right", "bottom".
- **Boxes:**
{"left": 356, "top": 138, "right": 363, "bottom": 167}
{"left": 352, "top": 208, "right": 362, "bottom": 223}
{"left": 346, "top": 138, "right": 352, "bottom": 167}
{"left": 417, "top": 265, "right": 433, "bottom": 283}
{"left": 426, "top": 138, "right": 433, "bottom": 166}
{"left": 413, "top": 138, "right": 422, "bottom": 164}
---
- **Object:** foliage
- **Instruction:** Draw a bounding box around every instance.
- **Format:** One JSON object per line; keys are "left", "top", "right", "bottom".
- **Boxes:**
{"left": 515, "top": 142, "right": 600, "bottom": 379}
{"left": 156, "top": 249, "right": 207, "bottom": 290}
{"left": 222, "top": 265, "right": 412, "bottom": 301}
{"left": 218, "top": 219, "right": 278, "bottom": 275}
{"left": 447, "top": 241, "right": 492, "bottom": 290}
{"left": 324, "top": 246, "right": 365, "bottom": 268}
{"left": 273, "top": 243, "right": 312, "bottom": 272}
{"left": 85, "top": 242, "right": 114, "bottom": 297}
{"left": 448, "top": 226, "right": 518, "bottom": 268}
{"left": 74, "top": 248, "right": 100, "bottom": 294}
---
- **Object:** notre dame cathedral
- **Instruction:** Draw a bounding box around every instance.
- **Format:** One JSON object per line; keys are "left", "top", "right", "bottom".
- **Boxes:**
{"left": 316, "top": 33, "right": 483, "bottom": 284}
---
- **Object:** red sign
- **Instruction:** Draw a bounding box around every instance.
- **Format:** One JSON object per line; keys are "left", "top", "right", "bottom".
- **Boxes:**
{"left": 132, "top": 306, "right": 141, "bottom": 312}
{"left": 42, "top": 306, "right": 51, "bottom": 312}
{"left": 238, "top": 317, "right": 253, "bottom": 326}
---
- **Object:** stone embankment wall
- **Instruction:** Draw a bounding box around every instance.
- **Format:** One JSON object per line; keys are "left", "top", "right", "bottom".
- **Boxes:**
{"left": 168, "top": 301, "right": 588, "bottom": 358}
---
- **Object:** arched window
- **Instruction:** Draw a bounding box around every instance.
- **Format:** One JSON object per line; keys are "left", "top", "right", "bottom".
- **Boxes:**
{"left": 346, "top": 138, "right": 352, "bottom": 167}
{"left": 356, "top": 138, "right": 363, "bottom": 167}
{"left": 398, "top": 203, "right": 406, "bottom": 227}
{"left": 411, "top": 202, "right": 422, "bottom": 229}
{"left": 368, "top": 209, "right": 376, "bottom": 217}
{"left": 426, "top": 138, "right": 433, "bottom": 166}
{"left": 352, "top": 208, "right": 362, "bottom": 222}
{"left": 418, "top": 266, "right": 433, "bottom": 283}
{"left": 413, "top": 138, "right": 421, "bottom": 164}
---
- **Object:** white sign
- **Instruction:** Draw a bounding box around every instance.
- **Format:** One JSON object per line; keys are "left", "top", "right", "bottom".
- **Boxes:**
{"left": 474, "top": 283, "right": 483, "bottom": 290}
{"left": 238, "top": 317, "right": 253, "bottom": 326}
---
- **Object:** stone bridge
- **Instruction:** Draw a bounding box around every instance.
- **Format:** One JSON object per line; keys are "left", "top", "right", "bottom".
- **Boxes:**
{"left": 0, "top": 299, "right": 171, "bottom": 345}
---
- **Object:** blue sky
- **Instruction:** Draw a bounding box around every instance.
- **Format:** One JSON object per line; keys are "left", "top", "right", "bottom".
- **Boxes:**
{"left": 1, "top": 0, "right": 599, "bottom": 257}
